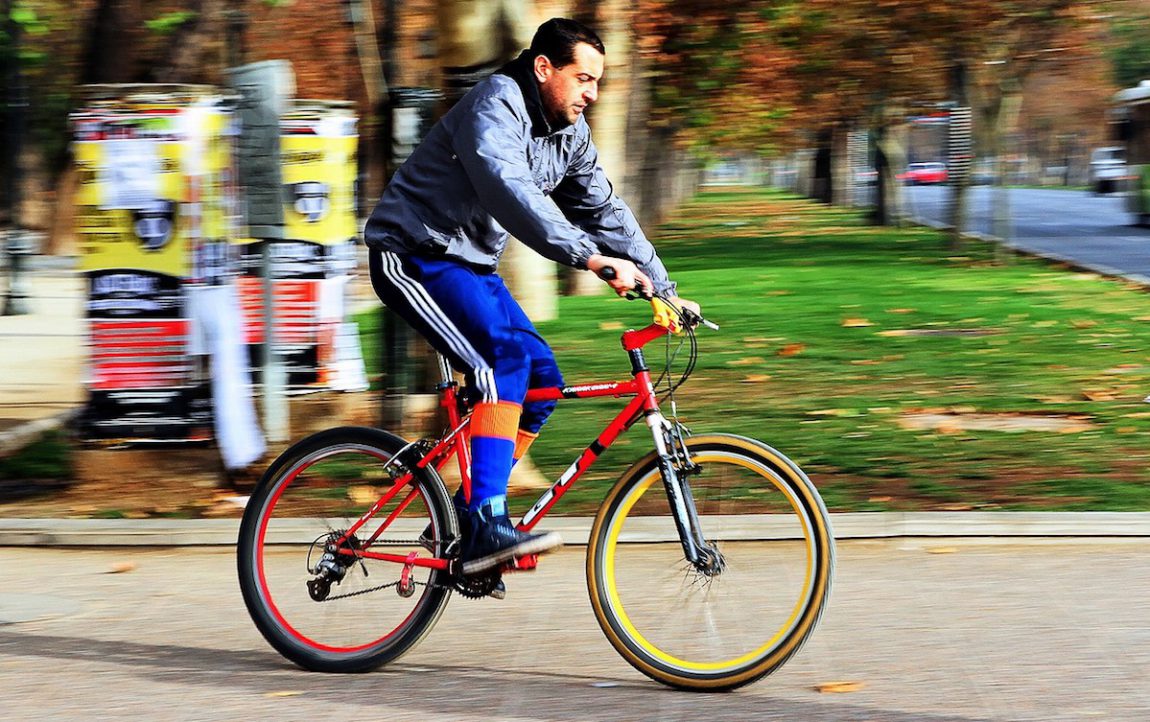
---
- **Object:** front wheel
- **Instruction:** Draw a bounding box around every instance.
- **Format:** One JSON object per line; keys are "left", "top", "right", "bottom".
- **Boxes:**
{"left": 237, "top": 427, "right": 457, "bottom": 673}
{"left": 587, "top": 434, "right": 835, "bottom": 691}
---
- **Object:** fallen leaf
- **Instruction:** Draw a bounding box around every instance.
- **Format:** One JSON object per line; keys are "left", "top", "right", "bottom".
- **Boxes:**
{"left": 767, "top": 290, "right": 792, "bottom": 296}
{"left": 1082, "top": 390, "right": 1116, "bottom": 402}
{"left": 741, "top": 374, "right": 772, "bottom": 383}
{"left": 108, "top": 562, "right": 137, "bottom": 574}
{"left": 1071, "top": 320, "right": 1098, "bottom": 329}
{"left": 841, "top": 318, "right": 873, "bottom": 328}
{"left": 868, "top": 496, "right": 893, "bottom": 503}
{"left": 726, "top": 356, "right": 767, "bottom": 366}
{"left": 265, "top": 691, "right": 304, "bottom": 698}
{"left": 926, "top": 547, "right": 958, "bottom": 554}
{"left": 599, "top": 321, "right": 623, "bottom": 331}
{"left": 807, "top": 408, "right": 857, "bottom": 417}
{"left": 886, "top": 308, "right": 916, "bottom": 314}
{"left": 777, "top": 343, "right": 806, "bottom": 357}
{"left": 815, "top": 681, "right": 865, "bottom": 693}
{"left": 347, "top": 486, "right": 378, "bottom": 505}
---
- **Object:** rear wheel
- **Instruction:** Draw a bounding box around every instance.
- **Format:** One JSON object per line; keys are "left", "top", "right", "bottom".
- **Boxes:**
{"left": 587, "top": 434, "right": 834, "bottom": 690}
{"left": 237, "top": 427, "right": 457, "bottom": 672}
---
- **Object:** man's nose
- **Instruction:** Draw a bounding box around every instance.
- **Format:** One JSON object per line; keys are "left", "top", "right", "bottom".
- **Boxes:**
{"left": 584, "top": 82, "right": 598, "bottom": 103}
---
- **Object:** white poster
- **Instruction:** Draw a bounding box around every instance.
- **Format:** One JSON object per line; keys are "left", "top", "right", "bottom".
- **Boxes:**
{"left": 98, "top": 139, "right": 162, "bottom": 210}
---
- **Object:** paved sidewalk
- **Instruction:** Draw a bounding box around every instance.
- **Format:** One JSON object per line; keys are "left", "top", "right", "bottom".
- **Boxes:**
{"left": 0, "top": 256, "right": 86, "bottom": 456}
{"left": 1, "top": 541, "right": 1148, "bottom": 720}
{"left": 1, "top": 511, "right": 1148, "bottom": 546}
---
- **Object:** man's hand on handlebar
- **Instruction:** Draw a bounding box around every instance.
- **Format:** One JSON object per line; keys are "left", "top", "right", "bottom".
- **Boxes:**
{"left": 588, "top": 254, "right": 653, "bottom": 298}
{"left": 652, "top": 296, "right": 702, "bottom": 333}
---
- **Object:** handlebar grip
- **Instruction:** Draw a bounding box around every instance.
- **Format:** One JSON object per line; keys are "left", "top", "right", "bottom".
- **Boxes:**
{"left": 597, "top": 264, "right": 649, "bottom": 299}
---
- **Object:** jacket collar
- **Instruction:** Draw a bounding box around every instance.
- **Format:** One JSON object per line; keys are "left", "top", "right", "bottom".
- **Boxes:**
{"left": 497, "top": 50, "right": 570, "bottom": 138}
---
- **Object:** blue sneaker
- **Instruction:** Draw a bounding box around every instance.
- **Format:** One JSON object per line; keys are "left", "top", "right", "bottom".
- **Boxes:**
{"left": 461, "top": 498, "right": 562, "bottom": 575}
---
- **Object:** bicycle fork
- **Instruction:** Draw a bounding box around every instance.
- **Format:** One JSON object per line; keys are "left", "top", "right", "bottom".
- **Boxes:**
{"left": 644, "top": 413, "right": 723, "bottom": 575}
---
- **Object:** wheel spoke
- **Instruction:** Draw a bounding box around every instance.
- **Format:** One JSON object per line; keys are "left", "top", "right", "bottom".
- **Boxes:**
{"left": 590, "top": 437, "right": 835, "bottom": 690}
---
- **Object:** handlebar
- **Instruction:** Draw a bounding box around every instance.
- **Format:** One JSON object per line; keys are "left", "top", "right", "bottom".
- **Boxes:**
{"left": 595, "top": 266, "right": 719, "bottom": 331}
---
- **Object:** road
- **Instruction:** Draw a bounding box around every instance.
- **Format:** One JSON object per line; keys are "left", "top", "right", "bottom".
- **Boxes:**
{"left": 2, "top": 541, "right": 1148, "bottom": 721}
{"left": 904, "top": 186, "right": 1150, "bottom": 280}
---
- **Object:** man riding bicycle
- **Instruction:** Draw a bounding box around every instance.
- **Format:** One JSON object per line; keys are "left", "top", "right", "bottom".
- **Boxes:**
{"left": 364, "top": 17, "right": 700, "bottom": 575}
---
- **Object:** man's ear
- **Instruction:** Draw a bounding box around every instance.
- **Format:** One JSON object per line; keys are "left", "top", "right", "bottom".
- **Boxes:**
{"left": 533, "top": 54, "right": 553, "bottom": 83}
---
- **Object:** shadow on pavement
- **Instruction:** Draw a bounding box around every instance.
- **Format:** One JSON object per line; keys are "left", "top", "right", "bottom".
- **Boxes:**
{"left": 0, "top": 630, "right": 995, "bottom": 722}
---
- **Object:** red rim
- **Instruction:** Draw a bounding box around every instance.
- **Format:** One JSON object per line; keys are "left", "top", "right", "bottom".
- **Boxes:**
{"left": 254, "top": 450, "right": 433, "bottom": 653}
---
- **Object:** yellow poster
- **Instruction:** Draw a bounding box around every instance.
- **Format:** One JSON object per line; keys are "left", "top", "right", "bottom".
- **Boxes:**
{"left": 281, "top": 134, "right": 358, "bottom": 244}
{"left": 75, "top": 137, "right": 189, "bottom": 277}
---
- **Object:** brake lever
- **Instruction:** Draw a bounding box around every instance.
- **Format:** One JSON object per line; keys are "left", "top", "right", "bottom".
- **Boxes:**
{"left": 681, "top": 307, "right": 720, "bottom": 331}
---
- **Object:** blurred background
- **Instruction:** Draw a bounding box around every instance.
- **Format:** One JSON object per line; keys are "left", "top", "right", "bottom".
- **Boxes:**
{"left": 1, "top": 0, "right": 1147, "bottom": 254}
{"left": 3, "top": 0, "right": 1150, "bottom": 513}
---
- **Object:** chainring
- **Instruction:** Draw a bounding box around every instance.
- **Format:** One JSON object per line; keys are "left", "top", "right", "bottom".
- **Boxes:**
{"left": 453, "top": 571, "right": 503, "bottom": 599}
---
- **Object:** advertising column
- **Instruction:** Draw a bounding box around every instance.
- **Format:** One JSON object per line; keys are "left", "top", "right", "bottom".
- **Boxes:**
{"left": 72, "top": 85, "right": 216, "bottom": 441}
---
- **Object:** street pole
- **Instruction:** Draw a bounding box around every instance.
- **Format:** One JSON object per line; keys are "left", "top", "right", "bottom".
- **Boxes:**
{"left": 2, "top": 0, "right": 30, "bottom": 316}
{"left": 226, "top": 61, "right": 295, "bottom": 443}
{"left": 378, "top": 0, "right": 410, "bottom": 430}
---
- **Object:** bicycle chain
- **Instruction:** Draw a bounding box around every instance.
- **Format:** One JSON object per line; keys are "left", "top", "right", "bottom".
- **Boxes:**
{"left": 319, "top": 578, "right": 431, "bottom": 602}
{"left": 314, "top": 538, "right": 455, "bottom": 602}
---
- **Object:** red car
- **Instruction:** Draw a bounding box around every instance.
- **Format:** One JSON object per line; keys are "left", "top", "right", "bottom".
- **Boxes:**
{"left": 899, "top": 162, "right": 948, "bottom": 185}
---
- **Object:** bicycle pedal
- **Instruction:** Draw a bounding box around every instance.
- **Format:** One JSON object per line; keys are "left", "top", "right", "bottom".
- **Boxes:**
{"left": 503, "top": 553, "right": 539, "bottom": 572}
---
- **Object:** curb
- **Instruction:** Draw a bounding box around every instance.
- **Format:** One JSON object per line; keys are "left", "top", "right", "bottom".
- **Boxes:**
{"left": 0, "top": 409, "right": 78, "bottom": 458}
{"left": 910, "top": 213, "right": 1150, "bottom": 288}
{"left": 1, "top": 512, "right": 1147, "bottom": 547}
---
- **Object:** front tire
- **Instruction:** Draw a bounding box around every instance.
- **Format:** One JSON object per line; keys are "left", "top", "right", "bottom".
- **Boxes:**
{"left": 587, "top": 434, "right": 834, "bottom": 691}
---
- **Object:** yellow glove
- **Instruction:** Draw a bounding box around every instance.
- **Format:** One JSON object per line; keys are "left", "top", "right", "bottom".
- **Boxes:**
{"left": 651, "top": 297, "right": 682, "bottom": 334}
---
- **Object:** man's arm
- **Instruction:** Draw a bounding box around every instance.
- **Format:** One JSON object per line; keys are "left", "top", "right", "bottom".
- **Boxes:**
{"left": 451, "top": 93, "right": 600, "bottom": 269}
{"left": 551, "top": 128, "right": 676, "bottom": 296}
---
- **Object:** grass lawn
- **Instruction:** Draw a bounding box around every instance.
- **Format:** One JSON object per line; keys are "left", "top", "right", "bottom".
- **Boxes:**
{"left": 506, "top": 187, "right": 1150, "bottom": 513}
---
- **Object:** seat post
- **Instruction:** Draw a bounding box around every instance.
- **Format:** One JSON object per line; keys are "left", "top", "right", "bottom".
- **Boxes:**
{"left": 436, "top": 353, "right": 454, "bottom": 387}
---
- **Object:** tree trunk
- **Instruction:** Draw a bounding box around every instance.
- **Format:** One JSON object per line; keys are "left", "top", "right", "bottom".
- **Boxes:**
{"left": 830, "top": 124, "right": 851, "bottom": 207}
{"left": 872, "top": 120, "right": 908, "bottom": 227}
{"left": 991, "top": 89, "right": 1023, "bottom": 249}
{"left": 45, "top": 163, "right": 78, "bottom": 256}
{"left": 152, "top": 0, "right": 227, "bottom": 84}
{"left": 812, "top": 128, "right": 833, "bottom": 203}
{"left": 81, "top": 0, "right": 143, "bottom": 84}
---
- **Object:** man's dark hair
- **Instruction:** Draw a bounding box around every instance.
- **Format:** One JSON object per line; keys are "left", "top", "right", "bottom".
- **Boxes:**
{"left": 530, "top": 18, "right": 605, "bottom": 68}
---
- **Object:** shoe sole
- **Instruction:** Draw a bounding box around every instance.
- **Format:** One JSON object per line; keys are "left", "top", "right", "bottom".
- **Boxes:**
{"left": 461, "top": 531, "right": 563, "bottom": 575}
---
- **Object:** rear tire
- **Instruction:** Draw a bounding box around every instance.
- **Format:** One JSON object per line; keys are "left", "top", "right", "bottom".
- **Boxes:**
{"left": 587, "top": 434, "right": 834, "bottom": 691}
{"left": 237, "top": 427, "right": 456, "bottom": 672}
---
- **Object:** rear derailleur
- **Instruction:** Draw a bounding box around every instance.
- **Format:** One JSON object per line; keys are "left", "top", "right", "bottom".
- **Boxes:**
{"left": 307, "top": 531, "right": 363, "bottom": 602}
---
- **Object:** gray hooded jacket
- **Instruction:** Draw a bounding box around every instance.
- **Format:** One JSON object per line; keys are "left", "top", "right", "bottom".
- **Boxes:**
{"left": 363, "top": 51, "right": 675, "bottom": 295}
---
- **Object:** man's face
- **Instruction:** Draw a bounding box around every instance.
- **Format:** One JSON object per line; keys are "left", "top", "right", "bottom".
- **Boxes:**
{"left": 534, "top": 42, "right": 604, "bottom": 129}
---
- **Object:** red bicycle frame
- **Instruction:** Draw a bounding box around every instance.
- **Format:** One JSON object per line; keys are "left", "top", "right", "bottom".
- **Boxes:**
{"left": 330, "top": 322, "right": 676, "bottom": 572}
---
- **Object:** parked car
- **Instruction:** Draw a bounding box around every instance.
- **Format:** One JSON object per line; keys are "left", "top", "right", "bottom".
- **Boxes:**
{"left": 1089, "top": 146, "right": 1127, "bottom": 195}
{"left": 899, "top": 161, "right": 948, "bottom": 185}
